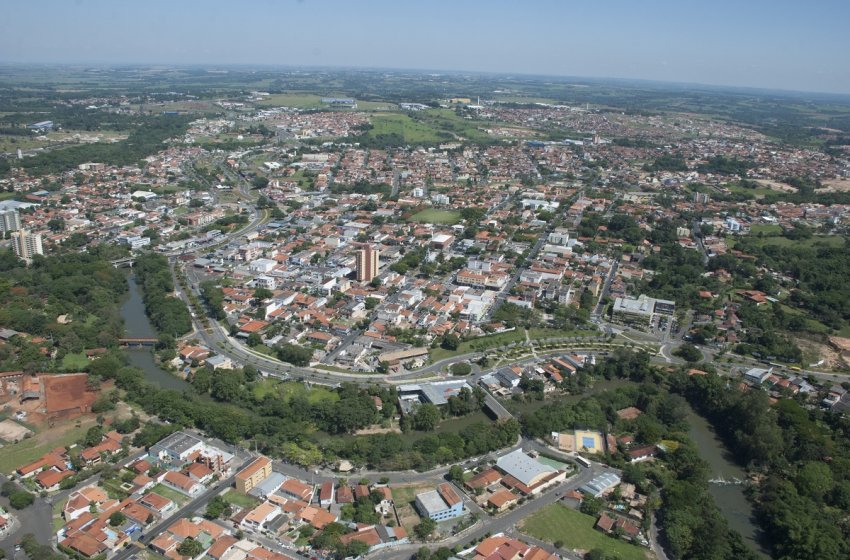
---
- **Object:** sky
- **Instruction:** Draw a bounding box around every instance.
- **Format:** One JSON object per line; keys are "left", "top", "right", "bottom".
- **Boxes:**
{"left": 1, "top": 0, "right": 849, "bottom": 94}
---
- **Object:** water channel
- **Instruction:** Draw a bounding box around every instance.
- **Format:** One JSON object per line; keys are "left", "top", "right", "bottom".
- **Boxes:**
{"left": 686, "top": 407, "right": 770, "bottom": 558}
{"left": 121, "top": 275, "right": 190, "bottom": 391}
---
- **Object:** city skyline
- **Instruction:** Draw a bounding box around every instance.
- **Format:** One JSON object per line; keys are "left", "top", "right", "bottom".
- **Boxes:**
{"left": 1, "top": 0, "right": 849, "bottom": 95}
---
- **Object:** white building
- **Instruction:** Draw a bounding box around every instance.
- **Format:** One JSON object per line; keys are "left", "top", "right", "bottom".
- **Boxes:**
{"left": 11, "top": 230, "right": 43, "bottom": 261}
{"left": 0, "top": 209, "right": 21, "bottom": 232}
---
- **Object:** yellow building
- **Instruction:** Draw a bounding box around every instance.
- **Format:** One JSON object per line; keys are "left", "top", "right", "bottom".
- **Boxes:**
{"left": 235, "top": 456, "right": 273, "bottom": 494}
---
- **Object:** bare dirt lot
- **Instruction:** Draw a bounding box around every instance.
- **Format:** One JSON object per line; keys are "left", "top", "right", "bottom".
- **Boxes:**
{"left": 822, "top": 179, "right": 850, "bottom": 192}
{"left": 0, "top": 419, "right": 32, "bottom": 443}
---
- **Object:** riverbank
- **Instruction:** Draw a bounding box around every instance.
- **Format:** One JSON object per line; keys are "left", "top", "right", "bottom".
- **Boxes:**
{"left": 121, "top": 274, "right": 190, "bottom": 391}
{"left": 685, "top": 407, "right": 769, "bottom": 558}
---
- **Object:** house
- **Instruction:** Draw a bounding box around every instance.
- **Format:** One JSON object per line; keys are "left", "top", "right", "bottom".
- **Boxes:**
{"left": 63, "top": 486, "right": 109, "bottom": 521}
{"left": 279, "top": 478, "right": 314, "bottom": 502}
{"left": 487, "top": 490, "right": 519, "bottom": 512}
{"left": 627, "top": 444, "right": 659, "bottom": 463}
{"left": 242, "top": 502, "right": 282, "bottom": 531}
{"left": 139, "top": 492, "right": 175, "bottom": 516}
{"left": 206, "top": 355, "right": 234, "bottom": 370}
{"left": 61, "top": 533, "right": 108, "bottom": 558}
{"left": 374, "top": 486, "right": 393, "bottom": 516}
{"left": 318, "top": 481, "right": 335, "bottom": 507}
{"left": 162, "top": 471, "right": 204, "bottom": 496}
{"left": 336, "top": 485, "right": 354, "bottom": 504}
{"left": 414, "top": 483, "right": 464, "bottom": 521}
{"left": 36, "top": 468, "right": 75, "bottom": 492}
{"left": 17, "top": 450, "right": 67, "bottom": 479}
{"left": 185, "top": 462, "right": 214, "bottom": 484}
{"left": 299, "top": 505, "right": 337, "bottom": 530}
{"left": 744, "top": 367, "right": 772, "bottom": 384}
{"left": 465, "top": 468, "right": 503, "bottom": 491}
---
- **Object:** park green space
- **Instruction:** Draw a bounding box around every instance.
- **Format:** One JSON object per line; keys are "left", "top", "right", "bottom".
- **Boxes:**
{"left": 408, "top": 209, "right": 461, "bottom": 225}
{"left": 251, "top": 379, "right": 339, "bottom": 404}
{"left": 429, "top": 327, "right": 599, "bottom": 362}
{"left": 429, "top": 330, "right": 527, "bottom": 362}
{"left": 521, "top": 504, "right": 648, "bottom": 560}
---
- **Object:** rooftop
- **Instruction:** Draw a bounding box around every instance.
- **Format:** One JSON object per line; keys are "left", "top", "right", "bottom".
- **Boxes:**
{"left": 496, "top": 449, "right": 557, "bottom": 487}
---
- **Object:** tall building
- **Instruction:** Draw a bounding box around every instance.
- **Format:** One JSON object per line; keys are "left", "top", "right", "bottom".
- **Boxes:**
{"left": 356, "top": 247, "right": 379, "bottom": 282}
{"left": 0, "top": 209, "right": 21, "bottom": 232}
{"left": 11, "top": 229, "right": 43, "bottom": 261}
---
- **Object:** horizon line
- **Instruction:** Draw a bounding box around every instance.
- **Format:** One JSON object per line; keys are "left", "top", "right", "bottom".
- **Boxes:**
{"left": 1, "top": 61, "right": 849, "bottom": 99}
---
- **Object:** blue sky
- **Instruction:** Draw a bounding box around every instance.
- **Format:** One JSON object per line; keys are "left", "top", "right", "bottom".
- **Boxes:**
{"left": 2, "top": 0, "right": 849, "bottom": 94}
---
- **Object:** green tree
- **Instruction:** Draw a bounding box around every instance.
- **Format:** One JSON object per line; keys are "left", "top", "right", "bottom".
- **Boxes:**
{"left": 450, "top": 362, "right": 472, "bottom": 376}
{"left": 176, "top": 538, "right": 205, "bottom": 558}
{"left": 9, "top": 490, "right": 35, "bottom": 509}
{"left": 108, "top": 512, "right": 126, "bottom": 526}
{"left": 580, "top": 496, "right": 604, "bottom": 516}
{"left": 414, "top": 517, "right": 436, "bottom": 539}
{"left": 83, "top": 425, "right": 104, "bottom": 447}
{"left": 673, "top": 342, "right": 702, "bottom": 363}
{"left": 448, "top": 465, "right": 465, "bottom": 484}
{"left": 413, "top": 403, "right": 441, "bottom": 431}
{"left": 796, "top": 461, "right": 833, "bottom": 502}
{"left": 211, "top": 370, "right": 243, "bottom": 402}
{"left": 441, "top": 334, "right": 460, "bottom": 351}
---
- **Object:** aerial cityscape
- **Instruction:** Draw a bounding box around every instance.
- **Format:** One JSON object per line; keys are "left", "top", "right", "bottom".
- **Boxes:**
{"left": 1, "top": 2, "right": 849, "bottom": 560}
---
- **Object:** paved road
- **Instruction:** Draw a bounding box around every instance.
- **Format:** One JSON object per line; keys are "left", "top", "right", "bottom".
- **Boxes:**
{"left": 111, "top": 474, "right": 238, "bottom": 560}
{"left": 369, "top": 460, "right": 606, "bottom": 560}
{"left": 0, "top": 475, "right": 53, "bottom": 558}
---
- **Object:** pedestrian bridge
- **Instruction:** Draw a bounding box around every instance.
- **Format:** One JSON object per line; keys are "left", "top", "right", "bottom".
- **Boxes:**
{"left": 118, "top": 338, "right": 158, "bottom": 347}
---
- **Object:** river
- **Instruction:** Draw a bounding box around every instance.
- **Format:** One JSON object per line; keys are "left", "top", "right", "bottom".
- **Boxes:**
{"left": 121, "top": 275, "right": 190, "bottom": 391}
{"left": 686, "top": 407, "right": 770, "bottom": 558}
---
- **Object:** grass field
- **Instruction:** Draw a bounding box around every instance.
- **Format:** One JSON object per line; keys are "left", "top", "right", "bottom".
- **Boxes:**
{"left": 222, "top": 489, "right": 261, "bottom": 509}
{"left": 61, "top": 352, "right": 90, "bottom": 371}
{"left": 408, "top": 209, "right": 461, "bottom": 225}
{"left": 367, "top": 113, "right": 448, "bottom": 144}
{"left": 528, "top": 327, "right": 599, "bottom": 341}
{"left": 749, "top": 235, "right": 845, "bottom": 249}
{"left": 749, "top": 224, "right": 783, "bottom": 235}
{"left": 415, "top": 109, "right": 493, "bottom": 142}
{"left": 150, "top": 483, "right": 190, "bottom": 506}
{"left": 256, "top": 93, "right": 326, "bottom": 108}
{"left": 252, "top": 379, "right": 339, "bottom": 404}
{"left": 0, "top": 420, "right": 94, "bottom": 473}
{"left": 521, "top": 504, "right": 649, "bottom": 560}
